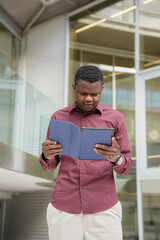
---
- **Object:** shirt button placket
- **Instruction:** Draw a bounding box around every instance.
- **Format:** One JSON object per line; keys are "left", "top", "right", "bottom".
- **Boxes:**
{"left": 80, "top": 168, "right": 85, "bottom": 209}
{"left": 81, "top": 170, "right": 85, "bottom": 189}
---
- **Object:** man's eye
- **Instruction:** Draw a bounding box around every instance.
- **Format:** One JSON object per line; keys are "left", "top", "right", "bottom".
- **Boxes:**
{"left": 79, "top": 93, "right": 99, "bottom": 96}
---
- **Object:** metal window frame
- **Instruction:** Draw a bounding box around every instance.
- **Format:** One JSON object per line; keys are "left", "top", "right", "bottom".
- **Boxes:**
{"left": 64, "top": 16, "right": 70, "bottom": 107}
{"left": 0, "top": 8, "right": 22, "bottom": 40}
{"left": 135, "top": 1, "right": 145, "bottom": 239}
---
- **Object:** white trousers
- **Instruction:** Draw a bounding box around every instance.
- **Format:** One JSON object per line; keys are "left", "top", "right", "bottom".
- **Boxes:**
{"left": 47, "top": 201, "right": 122, "bottom": 240}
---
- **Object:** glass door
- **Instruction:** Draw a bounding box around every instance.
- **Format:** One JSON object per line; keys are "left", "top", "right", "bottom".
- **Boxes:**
{"left": 137, "top": 67, "right": 160, "bottom": 179}
{"left": 136, "top": 66, "right": 160, "bottom": 240}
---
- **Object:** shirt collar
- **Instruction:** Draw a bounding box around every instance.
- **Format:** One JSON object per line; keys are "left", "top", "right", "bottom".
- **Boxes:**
{"left": 69, "top": 102, "right": 102, "bottom": 115}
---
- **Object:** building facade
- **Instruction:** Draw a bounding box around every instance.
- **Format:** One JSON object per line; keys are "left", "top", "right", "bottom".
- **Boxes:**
{"left": 0, "top": 0, "right": 160, "bottom": 239}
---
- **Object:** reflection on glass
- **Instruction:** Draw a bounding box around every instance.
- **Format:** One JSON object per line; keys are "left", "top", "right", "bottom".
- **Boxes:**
{"left": 0, "top": 24, "right": 20, "bottom": 74}
{"left": 101, "top": 69, "right": 112, "bottom": 108}
{"left": 116, "top": 72, "right": 136, "bottom": 179}
{"left": 142, "top": 180, "right": 160, "bottom": 240}
{"left": 0, "top": 24, "right": 60, "bottom": 159}
{"left": 0, "top": 88, "right": 15, "bottom": 145}
{"left": 122, "top": 201, "right": 138, "bottom": 239}
{"left": 146, "top": 78, "right": 160, "bottom": 168}
{"left": 0, "top": 68, "right": 59, "bottom": 157}
{"left": 0, "top": 23, "right": 20, "bottom": 148}
{"left": 23, "top": 83, "right": 59, "bottom": 156}
{"left": 140, "top": 0, "right": 160, "bottom": 69}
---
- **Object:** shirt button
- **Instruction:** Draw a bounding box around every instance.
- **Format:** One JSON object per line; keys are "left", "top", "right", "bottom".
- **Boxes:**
{"left": 81, "top": 187, "right": 84, "bottom": 189}
{"left": 79, "top": 199, "right": 82, "bottom": 204}
{"left": 81, "top": 171, "right": 85, "bottom": 174}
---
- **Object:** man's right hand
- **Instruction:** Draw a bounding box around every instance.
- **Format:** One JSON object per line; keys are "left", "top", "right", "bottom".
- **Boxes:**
{"left": 42, "top": 140, "right": 63, "bottom": 160}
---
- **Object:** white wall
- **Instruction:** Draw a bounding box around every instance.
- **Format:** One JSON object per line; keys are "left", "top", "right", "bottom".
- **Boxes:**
{"left": 20, "top": 15, "right": 68, "bottom": 156}
{"left": 25, "top": 15, "right": 67, "bottom": 108}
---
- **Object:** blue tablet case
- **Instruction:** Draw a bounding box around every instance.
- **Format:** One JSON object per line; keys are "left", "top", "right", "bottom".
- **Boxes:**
{"left": 50, "top": 120, "right": 114, "bottom": 160}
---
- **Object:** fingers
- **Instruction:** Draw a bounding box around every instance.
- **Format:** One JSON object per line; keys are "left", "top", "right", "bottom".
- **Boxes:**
{"left": 44, "top": 149, "right": 62, "bottom": 160}
{"left": 94, "top": 137, "right": 120, "bottom": 162}
{"left": 95, "top": 137, "right": 117, "bottom": 148}
{"left": 94, "top": 147, "right": 117, "bottom": 155}
{"left": 94, "top": 147, "right": 117, "bottom": 158}
{"left": 111, "top": 137, "right": 119, "bottom": 147}
{"left": 95, "top": 137, "right": 119, "bottom": 151}
{"left": 42, "top": 143, "right": 61, "bottom": 151}
{"left": 42, "top": 140, "right": 63, "bottom": 159}
{"left": 42, "top": 140, "right": 57, "bottom": 147}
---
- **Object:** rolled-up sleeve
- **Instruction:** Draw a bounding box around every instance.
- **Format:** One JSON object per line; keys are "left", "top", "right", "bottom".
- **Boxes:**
{"left": 113, "top": 155, "right": 132, "bottom": 176}
{"left": 39, "top": 154, "right": 60, "bottom": 172}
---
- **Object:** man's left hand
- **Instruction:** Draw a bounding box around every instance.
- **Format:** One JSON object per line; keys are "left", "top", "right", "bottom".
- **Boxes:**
{"left": 94, "top": 137, "right": 121, "bottom": 163}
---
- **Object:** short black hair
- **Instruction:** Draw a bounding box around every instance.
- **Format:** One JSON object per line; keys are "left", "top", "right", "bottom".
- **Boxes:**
{"left": 74, "top": 65, "right": 104, "bottom": 85}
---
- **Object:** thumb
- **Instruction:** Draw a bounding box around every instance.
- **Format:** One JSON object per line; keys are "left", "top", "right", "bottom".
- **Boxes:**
{"left": 111, "top": 137, "right": 118, "bottom": 146}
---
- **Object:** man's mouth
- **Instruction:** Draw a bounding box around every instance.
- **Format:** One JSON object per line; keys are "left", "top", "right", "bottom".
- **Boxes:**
{"left": 84, "top": 103, "right": 93, "bottom": 108}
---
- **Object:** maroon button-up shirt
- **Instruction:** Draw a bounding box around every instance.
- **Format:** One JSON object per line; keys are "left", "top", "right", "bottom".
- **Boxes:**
{"left": 39, "top": 102, "right": 133, "bottom": 214}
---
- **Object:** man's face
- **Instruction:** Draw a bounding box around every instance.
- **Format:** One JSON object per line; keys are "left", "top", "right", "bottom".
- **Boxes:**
{"left": 72, "top": 79, "right": 104, "bottom": 113}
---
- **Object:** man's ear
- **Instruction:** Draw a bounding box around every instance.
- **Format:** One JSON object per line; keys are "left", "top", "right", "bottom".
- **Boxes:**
{"left": 72, "top": 84, "right": 76, "bottom": 91}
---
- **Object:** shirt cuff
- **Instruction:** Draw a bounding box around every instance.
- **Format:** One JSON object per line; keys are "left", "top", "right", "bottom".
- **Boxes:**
{"left": 42, "top": 152, "right": 49, "bottom": 162}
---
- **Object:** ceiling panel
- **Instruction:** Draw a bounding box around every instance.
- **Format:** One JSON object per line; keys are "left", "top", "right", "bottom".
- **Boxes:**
{"left": 0, "top": 0, "right": 42, "bottom": 30}
{"left": 0, "top": 0, "right": 96, "bottom": 31}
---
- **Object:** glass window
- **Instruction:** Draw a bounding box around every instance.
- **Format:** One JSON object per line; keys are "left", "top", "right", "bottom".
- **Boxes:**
{"left": 140, "top": 0, "right": 160, "bottom": 70}
{"left": 0, "top": 24, "right": 20, "bottom": 74}
{"left": 116, "top": 71, "right": 136, "bottom": 180}
{"left": 0, "top": 23, "right": 58, "bottom": 158}
{"left": 0, "top": 23, "right": 20, "bottom": 146}
{"left": 146, "top": 78, "right": 160, "bottom": 168}
{"left": 101, "top": 70, "right": 112, "bottom": 108}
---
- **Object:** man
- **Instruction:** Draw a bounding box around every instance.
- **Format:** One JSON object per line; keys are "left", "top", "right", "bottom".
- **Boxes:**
{"left": 39, "top": 65, "right": 133, "bottom": 240}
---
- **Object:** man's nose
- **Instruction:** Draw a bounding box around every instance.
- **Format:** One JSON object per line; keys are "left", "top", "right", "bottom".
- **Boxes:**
{"left": 85, "top": 95, "right": 93, "bottom": 101}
